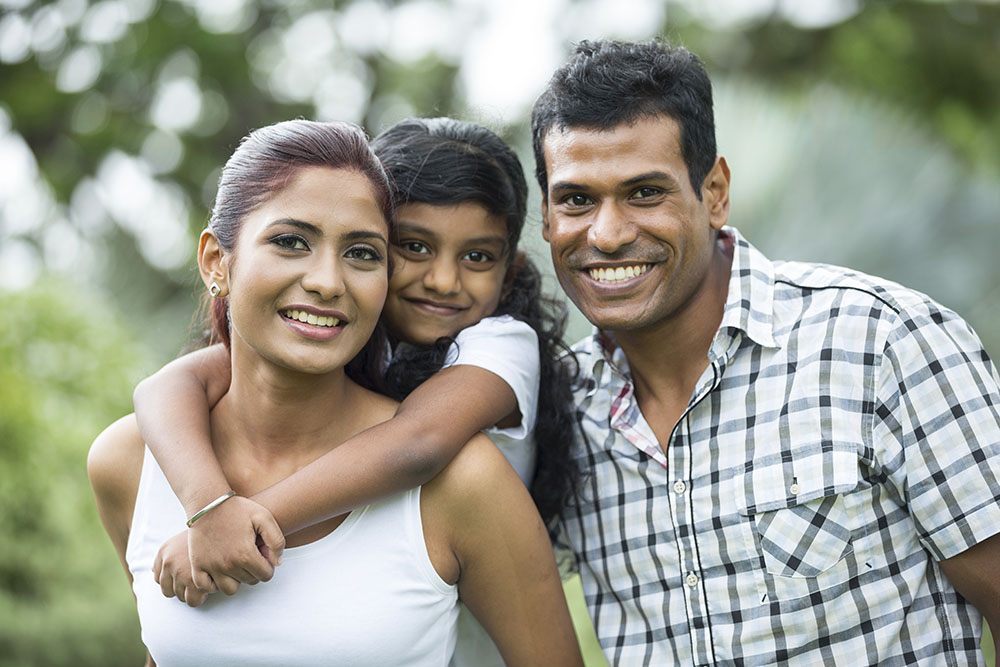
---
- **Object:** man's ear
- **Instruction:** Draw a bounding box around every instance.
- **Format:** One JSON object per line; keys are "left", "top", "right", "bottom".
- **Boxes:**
{"left": 502, "top": 249, "right": 528, "bottom": 302}
{"left": 198, "top": 229, "right": 230, "bottom": 297}
{"left": 702, "top": 156, "right": 731, "bottom": 231}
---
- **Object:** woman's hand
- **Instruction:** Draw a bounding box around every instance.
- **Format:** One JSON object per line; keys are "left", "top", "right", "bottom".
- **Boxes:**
{"left": 153, "top": 496, "right": 285, "bottom": 606}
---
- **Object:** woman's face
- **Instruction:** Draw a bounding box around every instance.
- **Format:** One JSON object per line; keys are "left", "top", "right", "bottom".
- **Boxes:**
{"left": 382, "top": 201, "right": 510, "bottom": 345}
{"left": 219, "top": 167, "right": 389, "bottom": 375}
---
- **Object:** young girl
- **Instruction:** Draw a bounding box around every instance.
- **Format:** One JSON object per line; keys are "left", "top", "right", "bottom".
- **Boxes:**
{"left": 89, "top": 119, "right": 581, "bottom": 666}
{"left": 135, "top": 118, "right": 579, "bottom": 665}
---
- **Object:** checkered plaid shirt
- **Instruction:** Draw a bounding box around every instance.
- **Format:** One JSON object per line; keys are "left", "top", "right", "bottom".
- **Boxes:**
{"left": 559, "top": 227, "right": 1000, "bottom": 665}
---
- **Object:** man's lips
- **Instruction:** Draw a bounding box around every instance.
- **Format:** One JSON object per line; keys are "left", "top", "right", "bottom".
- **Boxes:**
{"left": 584, "top": 263, "right": 652, "bottom": 285}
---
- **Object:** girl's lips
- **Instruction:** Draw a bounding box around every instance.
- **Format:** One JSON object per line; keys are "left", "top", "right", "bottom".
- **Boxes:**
{"left": 404, "top": 298, "right": 466, "bottom": 317}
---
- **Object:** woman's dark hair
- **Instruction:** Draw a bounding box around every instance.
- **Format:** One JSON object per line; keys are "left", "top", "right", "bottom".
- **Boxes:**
{"left": 372, "top": 117, "right": 579, "bottom": 527}
{"left": 203, "top": 119, "right": 394, "bottom": 393}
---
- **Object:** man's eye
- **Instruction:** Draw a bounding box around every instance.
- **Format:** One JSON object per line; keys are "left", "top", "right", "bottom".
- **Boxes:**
{"left": 632, "top": 187, "right": 662, "bottom": 200}
{"left": 273, "top": 235, "right": 308, "bottom": 250}
{"left": 566, "top": 194, "right": 591, "bottom": 207}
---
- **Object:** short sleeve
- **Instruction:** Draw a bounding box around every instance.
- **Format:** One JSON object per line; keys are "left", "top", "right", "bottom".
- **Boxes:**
{"left": 873, "top": 302, "right": 1000, "bottom": 561}
{"left": 443, "top": 315, "right": 540, "bottom": 439}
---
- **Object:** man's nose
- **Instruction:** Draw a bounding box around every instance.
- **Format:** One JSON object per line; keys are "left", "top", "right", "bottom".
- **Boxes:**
{"left": 587, "top": 203, "right": 639, "bottom": 254}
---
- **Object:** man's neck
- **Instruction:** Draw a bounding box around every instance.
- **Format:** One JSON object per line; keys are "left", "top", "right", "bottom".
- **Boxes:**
{"left": 613, "top": 240, "right": 733, "bottom": 448}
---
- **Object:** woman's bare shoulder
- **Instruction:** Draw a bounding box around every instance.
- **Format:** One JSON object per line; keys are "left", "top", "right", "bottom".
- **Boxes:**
{"left": 423, "top": 434, "right": 527, "bottom": 519}
{"left": 87, "top": 414, "right": 145, "bottom": 512}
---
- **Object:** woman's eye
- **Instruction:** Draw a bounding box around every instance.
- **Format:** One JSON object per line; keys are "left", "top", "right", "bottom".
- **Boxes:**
{"left": 273, "top": 235, "right": 308, "bottom": 250}
{"left": 346, "top": 245, "right": 381, "bottom": 261}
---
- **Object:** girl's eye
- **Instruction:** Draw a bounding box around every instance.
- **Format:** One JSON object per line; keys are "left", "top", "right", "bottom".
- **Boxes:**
{"left": 273, "top": 235, "right": 308, "bottom": 250}
{"left": 399, "top": 241, "right": 430, "bottom": 255}
{"left": 345, "top": 245, "right": 381, "bottom": 262}
{"left": 463, "top": 251, "right": 493, "bottom": 264}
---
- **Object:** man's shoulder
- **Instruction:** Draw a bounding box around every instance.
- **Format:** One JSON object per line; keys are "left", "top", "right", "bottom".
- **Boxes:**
{"left": 771, "top": 259, "right": 952, "bottom": 323}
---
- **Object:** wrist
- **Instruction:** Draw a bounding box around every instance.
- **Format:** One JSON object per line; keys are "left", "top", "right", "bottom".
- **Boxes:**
{"left": 186, "top": 491, "right": 236, "bottom": 527}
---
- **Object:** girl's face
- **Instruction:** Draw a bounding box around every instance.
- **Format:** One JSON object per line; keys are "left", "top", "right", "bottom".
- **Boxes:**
{"left": 207, "top": 167, "right": 389, "bottom": 375}
{"left": 383, "top": 201, "right": 510, "bottom": 345}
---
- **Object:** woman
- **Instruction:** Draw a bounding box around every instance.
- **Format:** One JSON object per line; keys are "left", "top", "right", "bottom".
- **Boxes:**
{"left": 87, "top": 119, "right": 581, "bottom": 666}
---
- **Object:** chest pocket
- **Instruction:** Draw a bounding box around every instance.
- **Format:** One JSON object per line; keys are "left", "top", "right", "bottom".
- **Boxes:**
{"left": 738, "top": 448, "right": 859, "bottom": 579}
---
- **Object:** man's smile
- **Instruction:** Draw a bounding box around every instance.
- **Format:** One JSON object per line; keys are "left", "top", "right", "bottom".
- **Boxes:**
{"left": 586, "top": 264, "right": 651, "bottom": 284}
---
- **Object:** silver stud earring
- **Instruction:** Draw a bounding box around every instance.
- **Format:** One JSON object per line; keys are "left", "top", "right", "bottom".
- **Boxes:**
{"left": 209, "top": 282, "right": 221, "bottom": 298}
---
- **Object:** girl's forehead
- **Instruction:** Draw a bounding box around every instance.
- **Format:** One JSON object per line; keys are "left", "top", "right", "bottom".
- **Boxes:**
{"left": 394, "top": 201, "right": 507, "bottom": 242}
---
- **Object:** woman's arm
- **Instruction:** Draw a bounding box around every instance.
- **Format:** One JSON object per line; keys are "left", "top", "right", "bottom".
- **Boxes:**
{"left": 423, "top": 434, "right": 583, "bottom": 666}
{"left": 87, "top": 414, "right": 157, "bottom": 667}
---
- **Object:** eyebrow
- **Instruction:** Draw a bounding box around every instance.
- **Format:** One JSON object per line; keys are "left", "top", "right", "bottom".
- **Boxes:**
{"left": 266, "top": 219, "right": 387, "bottom": 245}
{"left": 394, "top": 222, "right": 506, "bottom": 249}
{"left": 549, "top": 170, "right": 679, "bottom": 194}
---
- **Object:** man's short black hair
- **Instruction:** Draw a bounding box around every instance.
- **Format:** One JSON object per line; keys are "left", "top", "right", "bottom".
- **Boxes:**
{"left": 531, "top": 39, "right": 717, "bottom": 200}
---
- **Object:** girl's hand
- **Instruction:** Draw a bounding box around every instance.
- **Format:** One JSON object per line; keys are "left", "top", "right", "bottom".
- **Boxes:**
{"left": 152, "top": 532, "right": 211, "bottom": 607}
{"left": 186, "top": 496, "right": 285, "bottom": 593}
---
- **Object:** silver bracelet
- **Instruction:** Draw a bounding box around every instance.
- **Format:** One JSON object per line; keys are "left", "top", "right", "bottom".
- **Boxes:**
{"left": 186, "top": 491, "right": 235, "bottom": 527}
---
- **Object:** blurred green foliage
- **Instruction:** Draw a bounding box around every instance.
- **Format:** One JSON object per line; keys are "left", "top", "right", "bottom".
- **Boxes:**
{"left": 0, "top": 279, "right": 149, "bottom": 666}
{"left": 1, "top": 0, "right": 998, "bottom": 663}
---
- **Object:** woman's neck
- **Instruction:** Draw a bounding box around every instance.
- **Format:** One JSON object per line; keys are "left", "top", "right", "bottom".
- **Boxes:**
{"left": 209, "top": 341, "right": 367, "bottom": 492}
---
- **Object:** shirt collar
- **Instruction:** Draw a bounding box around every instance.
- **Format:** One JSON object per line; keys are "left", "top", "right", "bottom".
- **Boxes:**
{"left": 711, "top": 226, "right": 779, "bottom": 359}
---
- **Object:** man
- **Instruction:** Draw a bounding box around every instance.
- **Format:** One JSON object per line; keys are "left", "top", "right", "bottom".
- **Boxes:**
{"left": 533, "top": 39, "right": 1000, "bottom": 665}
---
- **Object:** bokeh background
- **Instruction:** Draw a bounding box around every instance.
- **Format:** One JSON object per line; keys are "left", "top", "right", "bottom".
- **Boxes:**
{"left": 1, "top": 0, "right": 999, "bottom": 664}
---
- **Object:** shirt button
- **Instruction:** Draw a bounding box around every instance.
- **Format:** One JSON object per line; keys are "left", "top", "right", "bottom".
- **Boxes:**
{"left": 789, "top": 483, "right": 800, "bottom": 495}
{"left": 685, "top": 572, "right": 699, "bottom": 587}
{"left": 673, "top": 480, "right": 686, "bottom": 494}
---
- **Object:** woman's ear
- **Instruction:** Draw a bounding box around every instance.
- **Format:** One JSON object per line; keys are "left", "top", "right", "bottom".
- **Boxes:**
{"left": 501, "top": 249, "right": 527, "bottom": 302}
{"left": 198, "top": 229, "right": 230, "bottom": 298}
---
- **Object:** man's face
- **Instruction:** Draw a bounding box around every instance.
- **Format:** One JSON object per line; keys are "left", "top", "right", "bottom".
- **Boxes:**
{"left": 541, "top": 114, "right": 730, "bottom": 335}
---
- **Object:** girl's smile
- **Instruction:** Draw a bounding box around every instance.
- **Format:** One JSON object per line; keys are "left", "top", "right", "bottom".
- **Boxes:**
{"left": 383, "top": 201, "right": 510, "bottom": 345}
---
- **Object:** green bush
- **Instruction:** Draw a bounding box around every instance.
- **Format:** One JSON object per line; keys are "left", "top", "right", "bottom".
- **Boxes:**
{"left": 0, "top": 279, "right": 150, "bottom": 666}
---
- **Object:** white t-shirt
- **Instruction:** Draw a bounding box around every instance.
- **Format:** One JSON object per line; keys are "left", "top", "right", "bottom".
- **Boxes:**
{"left": 443, "top": 315, "right": 540, "bottom": 667}
{"left": 443, "top": 314, "right": 540, "bottom": 486}
{"left": 128, "top": 449, "right": 459, "bottom": 666}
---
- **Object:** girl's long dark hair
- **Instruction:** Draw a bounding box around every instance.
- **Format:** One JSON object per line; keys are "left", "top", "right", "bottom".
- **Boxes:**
{"left": 372, "top": 117, "right": 579, "bottom": 527}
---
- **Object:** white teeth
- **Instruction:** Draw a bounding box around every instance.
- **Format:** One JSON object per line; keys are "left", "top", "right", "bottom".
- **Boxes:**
{"left": 588, "top": 265, "right": 649, "bottom": 284}
{"left": 283, "top": 310, "right": 340, "bottom": 328}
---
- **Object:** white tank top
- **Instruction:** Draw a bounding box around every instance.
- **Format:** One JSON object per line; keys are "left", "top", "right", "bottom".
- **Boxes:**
{"left": 126, "top": 448, "right": 459, "bottom": 666}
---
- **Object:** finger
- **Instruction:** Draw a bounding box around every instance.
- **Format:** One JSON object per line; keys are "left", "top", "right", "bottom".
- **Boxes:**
{"left": 254, "top": 516, "right": 286, "bottom": 568}
{"left": 214, "top": 574, "right": 242, "bottom": 596}
{"left": 192, "top": 568, "right": 219, "bottom": 593}
{"left": 152, "top": 550, "right": 163, "bottom": 585}
{"left": 184, "top": 587, "right": 208, "bottom": 608}
{"left": 159, "top": 568, "right": 176, "bottom": 599}
{"left": 239, "top": 546, "right": 275, "bottom": 583}
{"left": 174, "top": 578, "right": 187, "bottom": 604}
